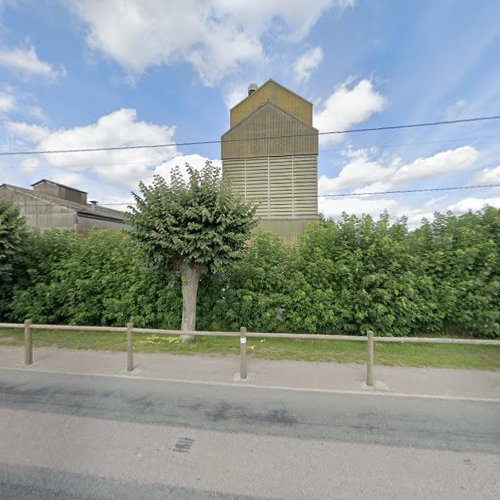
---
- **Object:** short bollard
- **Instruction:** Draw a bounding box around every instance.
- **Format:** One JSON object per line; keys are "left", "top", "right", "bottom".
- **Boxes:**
{"left": 366, "top": 330, "right": 374, "bottom": 387}
{"left": 24, "top": 319, "right": 32, "bottom": 366}
{"left": 240, "top": 327, "right": 247, "bottom": 380}
{"left": 127, "top": 322, "right": 134, "bottom": 372}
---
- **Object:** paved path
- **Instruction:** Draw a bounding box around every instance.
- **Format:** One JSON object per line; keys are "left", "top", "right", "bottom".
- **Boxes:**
{"left": 0, "top": 369, "right": 499, "bottom": 499}
{"left": 0, "top": 346, "right": 499, "bottom": 400}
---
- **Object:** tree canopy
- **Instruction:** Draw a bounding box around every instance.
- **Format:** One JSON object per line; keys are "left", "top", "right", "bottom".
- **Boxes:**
{"left": 0, "top": 199, "right": 28, "bottom": 318}
{"left": 128, "top": 161, "right": 257, "bottom": 333}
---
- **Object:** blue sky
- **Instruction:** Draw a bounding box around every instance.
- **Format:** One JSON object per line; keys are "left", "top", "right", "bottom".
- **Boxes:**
{"left": 1, "top": 0, "right": 499, "bottom": 225}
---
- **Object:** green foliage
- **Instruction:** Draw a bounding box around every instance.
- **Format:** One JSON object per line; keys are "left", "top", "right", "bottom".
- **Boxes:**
{"left": 3, "top": 205, "right": 499, "bottom": 338}
{"left": 0, "top": 199, "right": 29, "bottom": 319}
{"left": 202, "top": 214, "right": 432, "bottom": 336}
{"left": 129, "top": 162, "right": 257, "bottom": 275}
{"left": 199, "top": 230, "right": 301, "bottom": 332}
{"left": 410, "top": 207, "right": 500, "bottom": 337}
{"left": 198, "top": 209, "right": 499, "bottom": 337}
{"left": 9, "top": 230, "right": 182, "bottom": 328}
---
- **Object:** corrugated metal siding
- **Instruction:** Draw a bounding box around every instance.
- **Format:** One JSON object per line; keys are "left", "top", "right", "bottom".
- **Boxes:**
{"left": 33, "top": 180, "right": 87, "bottom": 204}
{"left": 260, "top": 219, "right": 318, "bottom": 242}
{"left": 231, "top": 80, "right": 312, "bottom": 128}
{"left": 222, "top": 103, "right": 318, "bottom": 160}
{"left": 223, "top": 155, "right": 317, "bottom": 219}
{"left": 0, "top": 187, "right": 76, "bottom": 231}
{"left": 0, "top": 185, "right": 127, "bottom": 233}
{"left": 76, "top": 213, "right": 129, "bottom": 234}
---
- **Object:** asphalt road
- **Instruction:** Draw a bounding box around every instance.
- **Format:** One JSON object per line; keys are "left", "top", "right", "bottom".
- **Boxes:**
{"left": 0, "top": 369, "right": 499, "bottom": 499}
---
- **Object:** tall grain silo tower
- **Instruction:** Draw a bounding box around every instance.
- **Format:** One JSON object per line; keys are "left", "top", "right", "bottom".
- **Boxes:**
{"left": 221, "top": 80, "right": 318, "bottom": 240}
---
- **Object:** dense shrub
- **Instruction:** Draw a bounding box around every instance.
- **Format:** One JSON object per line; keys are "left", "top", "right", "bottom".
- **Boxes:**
{"left": 409, "top": 207, "right": 500, "bottom": 337}
{"left": 0, "top": 200, "right": 29, "bottom": 319}
{"left": 9, "top": 230, "right": 182, "bottom": 328}
{"left": 3, "top": 207, "right": 499, "bottom": 337}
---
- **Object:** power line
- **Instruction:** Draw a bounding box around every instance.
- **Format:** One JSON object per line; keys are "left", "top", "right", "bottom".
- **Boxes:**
{"left": 1, "top": 133, "right": 498, "bottom": 170}
{"left": 7, "top": 182, "right": 500, "bottom": 208}
{"left": 95, "top": 182, "right": 500, "bottom": 205}
{"left": 319, "top": 133, "right": 500, "bottom": 155}
{"left": 1, "top": 115, "right": 499, "bottom": 156}
{"left": 320, "top": 183, "right": 500, "bottom": 198}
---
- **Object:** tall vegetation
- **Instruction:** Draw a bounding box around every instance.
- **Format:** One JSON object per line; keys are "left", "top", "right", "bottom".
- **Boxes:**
{"left": 0, "top": 200, "right": 29, "bottom": 318}
{"left": 2, "top": 206, "right": 499, "bottom": 338}
{"left": 128, "top": 162, "right": 256, "bottom": 336}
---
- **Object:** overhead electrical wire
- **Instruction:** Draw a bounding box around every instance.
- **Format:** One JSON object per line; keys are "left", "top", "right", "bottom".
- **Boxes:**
{"left": 319, "top": 183, "right": 500, "bottom": 198}
{"left": 11, "top": 182, "right": 500, "bottom": 208}
{"left": 95, "top": 182, "right": 499, "bottom": 205}
{"left": 3, "top": 114, "right": 499, "bottom": 207}
{"left": 0, "top": 133, "right": 496, "bottom": 171}
{"left": 1, "top": 115, "right": 499, "bottom": 157}
{"left": 318, "top": 133, "right": 500, "bottom": 155}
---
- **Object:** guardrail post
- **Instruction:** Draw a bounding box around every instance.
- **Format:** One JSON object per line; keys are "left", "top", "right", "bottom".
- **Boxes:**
{"left": 240, "top": 327, "right": 247, "bottom": 380}
{"left": 24, "top": 319, "right": 32, "bottom": 366}
{"left": 366, "top": 330, "right": 374, "bottom": 387}
{"left": 127, "top": 322, "right": 134, "bottom": 372}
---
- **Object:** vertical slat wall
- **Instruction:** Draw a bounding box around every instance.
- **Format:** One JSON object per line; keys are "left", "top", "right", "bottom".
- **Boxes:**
{"left": 292, "top": 155, "right": 318, "bottom": 217}
{"left": 223, "top": 155, "right": 317, "bottom": 219}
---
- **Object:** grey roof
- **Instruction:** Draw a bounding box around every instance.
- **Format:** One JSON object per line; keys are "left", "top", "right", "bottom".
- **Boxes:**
{"left": 222, "top": 100, "right": 318, "bottom": 137}
{"left": 31, "top": 179, "right": 88, "bottom": 194}
{"left": 229, "top": 79, "right": 313, "bottom": 112}
{"left": 0, "top": 183, "right": 126, "bottom": 222}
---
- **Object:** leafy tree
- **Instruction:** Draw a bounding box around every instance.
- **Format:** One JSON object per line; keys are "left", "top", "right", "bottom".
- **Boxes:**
{"left": 128, "top": 162, "right": 257, "bottom": 337}
{"left": 0, "top": 199, "right": 28, "bottom": 319}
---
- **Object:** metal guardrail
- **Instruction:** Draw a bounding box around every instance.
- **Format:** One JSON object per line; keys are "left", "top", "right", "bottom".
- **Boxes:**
{"left": 1, "top": 321, "right": 499, "bottom": 387}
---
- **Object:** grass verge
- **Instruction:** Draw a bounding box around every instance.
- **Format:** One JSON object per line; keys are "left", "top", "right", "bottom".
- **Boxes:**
{"left": 0, "top": 328, "right": 499, "bottom": 371}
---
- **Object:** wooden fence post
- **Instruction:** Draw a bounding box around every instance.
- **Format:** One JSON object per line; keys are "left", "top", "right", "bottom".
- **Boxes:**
{"left": 127, "top": 322, "right": 134, "bottom": 372}
{"left": 366, "top": 330, "right": 374, "bottom": 386}
{"left": 240, "top": 327, "right": 247, "bottom": 380}
{"left": 24, "top": 319, "right": 32, "bottom": 366}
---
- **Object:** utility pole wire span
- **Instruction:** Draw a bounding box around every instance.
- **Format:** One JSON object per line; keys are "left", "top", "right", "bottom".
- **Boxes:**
{"left": 1, "top": 115, "right": 499, "bottom": 156}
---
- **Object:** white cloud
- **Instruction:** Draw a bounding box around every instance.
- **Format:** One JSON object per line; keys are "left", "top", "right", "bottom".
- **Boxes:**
{"left": 390, "top": 146, "right": 479, "bottom": 186}
{"left": 446, "top": 196, "right": 500, "bottom": 213}
{"left": 20, "top": 157, "right": 40, "bottom": 173}
{"left": 0, "top": 91, "right": 16, "bottom": 114}
{"left": 67, "top": 0, "right": 352, "bottom": 85}
{"left": 318, "top": 149, "right": 397, "bottom": 193}
{"left": 318, "top": 194, "right": 439, "bottom": 228}
{"left": 319, "top": 146, "right": 480, "bottom": 195}
{"left": 6, "top": 121, "right": 50, "bottom": 142}
{"left": 7, "top": 109, "right": 180, "bottom": 187}
{"left": 149, "top": 153, "right": 222, "bottom": 185}
{"left": 224, "top": 83, "right": 249, "bottom": 110}
{"left": 319, "top": 195, "right": 400, "bottom": 219}
{"left": 294, "top": 46, "right": 323, "bottom": 82}
{"left": 0, "top": 45, "right": 65, "bottom": 80}
{"left": 469, "top": 165, "right": 500, "bottom": 185}
{"left": 314, "top": 79, "right": 386, "bottom": 144}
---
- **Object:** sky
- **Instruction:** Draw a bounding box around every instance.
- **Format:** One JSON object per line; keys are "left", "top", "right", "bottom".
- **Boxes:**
{"left": 1, "top": 0, "right": 500, "bottom": 226}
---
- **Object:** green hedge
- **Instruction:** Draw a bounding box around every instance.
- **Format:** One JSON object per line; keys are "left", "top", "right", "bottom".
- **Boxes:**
{"left": 2, "top": 207, "right": 499, "bottom": 337}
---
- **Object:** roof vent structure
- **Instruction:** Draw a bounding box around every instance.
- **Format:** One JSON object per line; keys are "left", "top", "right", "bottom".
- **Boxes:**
{"left": 248, "top": 83, "right": 258, "bottom": 96}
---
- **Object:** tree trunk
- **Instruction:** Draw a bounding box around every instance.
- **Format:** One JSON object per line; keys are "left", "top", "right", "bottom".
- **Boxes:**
{"left": 178, "top": 259, "right": 202, "bottom": 342}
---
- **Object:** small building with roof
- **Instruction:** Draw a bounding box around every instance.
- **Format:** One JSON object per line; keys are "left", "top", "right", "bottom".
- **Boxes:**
{"left": 0, "top": 179, "right": 127, "bottom": 233}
